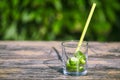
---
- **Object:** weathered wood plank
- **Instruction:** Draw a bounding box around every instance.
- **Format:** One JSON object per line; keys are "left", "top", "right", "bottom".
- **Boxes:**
{"left": 0, "top": 41, "right": 120, "bottom": 80}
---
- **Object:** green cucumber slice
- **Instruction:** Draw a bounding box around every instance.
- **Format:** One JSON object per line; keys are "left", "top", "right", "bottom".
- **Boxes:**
{"left": 74, "top": 51, "right": 86, "bottom": 60}
{"left": 79, "top": 66, "right": 84, "bottom": 71}
{"left": 79, "top": 58, "right": 86, "bottom": 65}
{"left": 69, "top": 57, "right": 79, "bottom": 66}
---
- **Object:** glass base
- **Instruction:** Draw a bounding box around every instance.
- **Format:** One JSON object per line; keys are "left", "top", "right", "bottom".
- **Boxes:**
{"left": 63, "top": 69, "right": 87, "bottom": 76}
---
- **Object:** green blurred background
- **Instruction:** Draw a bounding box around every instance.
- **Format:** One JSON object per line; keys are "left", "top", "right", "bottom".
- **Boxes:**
{"left": 0, "top": 0, "right": 120, "bottom": 41}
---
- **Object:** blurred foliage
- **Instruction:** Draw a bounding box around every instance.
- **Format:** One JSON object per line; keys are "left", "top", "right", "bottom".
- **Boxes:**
{"left": 0, "top": 0, "right": 120, "bottom": 41}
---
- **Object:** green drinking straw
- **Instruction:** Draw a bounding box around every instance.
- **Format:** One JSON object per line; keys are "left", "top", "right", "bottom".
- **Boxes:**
{"left": 75, "top": 3, "right": 96, "bottom": 52}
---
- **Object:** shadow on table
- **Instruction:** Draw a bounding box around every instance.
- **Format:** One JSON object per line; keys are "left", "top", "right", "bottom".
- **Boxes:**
{"left": 43, "top": 47, "right": 63, "bottom": 74}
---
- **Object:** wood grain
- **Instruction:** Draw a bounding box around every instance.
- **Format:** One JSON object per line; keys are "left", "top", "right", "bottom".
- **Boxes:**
{"left": 0, "top": 41, "right": 120, "bottom": 80}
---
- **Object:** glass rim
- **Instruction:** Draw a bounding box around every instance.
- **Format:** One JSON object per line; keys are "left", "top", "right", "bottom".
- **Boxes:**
{"left": 61, "top": 40, "right": 88, "bottom": 47}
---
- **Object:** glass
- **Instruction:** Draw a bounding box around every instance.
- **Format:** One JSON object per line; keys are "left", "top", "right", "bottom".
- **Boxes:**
{"left": 61, "top": 40, "right": 88, "bottom": 76}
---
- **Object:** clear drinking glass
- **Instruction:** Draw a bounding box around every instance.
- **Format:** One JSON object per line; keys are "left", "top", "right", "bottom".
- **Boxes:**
{"left": 61, "top": 40, "right": 88, "bottom": 76}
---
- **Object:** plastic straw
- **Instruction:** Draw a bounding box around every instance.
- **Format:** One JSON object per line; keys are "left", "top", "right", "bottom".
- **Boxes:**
{"left": 75, "top": 3, "right": 96, "bottom": 52}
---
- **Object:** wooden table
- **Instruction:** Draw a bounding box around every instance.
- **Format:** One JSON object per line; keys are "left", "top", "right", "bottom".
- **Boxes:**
{"left": 0, "top": 41, "right": 120, "bottom": 80}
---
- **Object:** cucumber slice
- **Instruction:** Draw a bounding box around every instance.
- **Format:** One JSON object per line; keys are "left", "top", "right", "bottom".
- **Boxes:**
{"left": 79, "top": 58, "right": 86, "bottom": 65}
{"left": 79, "top": 66, "right": 84, "bottom": 71}
{"left": 74, "top": 51, "right": 86, "bottom": 60}
{"left": 69, "top": 57, "right": 79, "bottom": 66}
